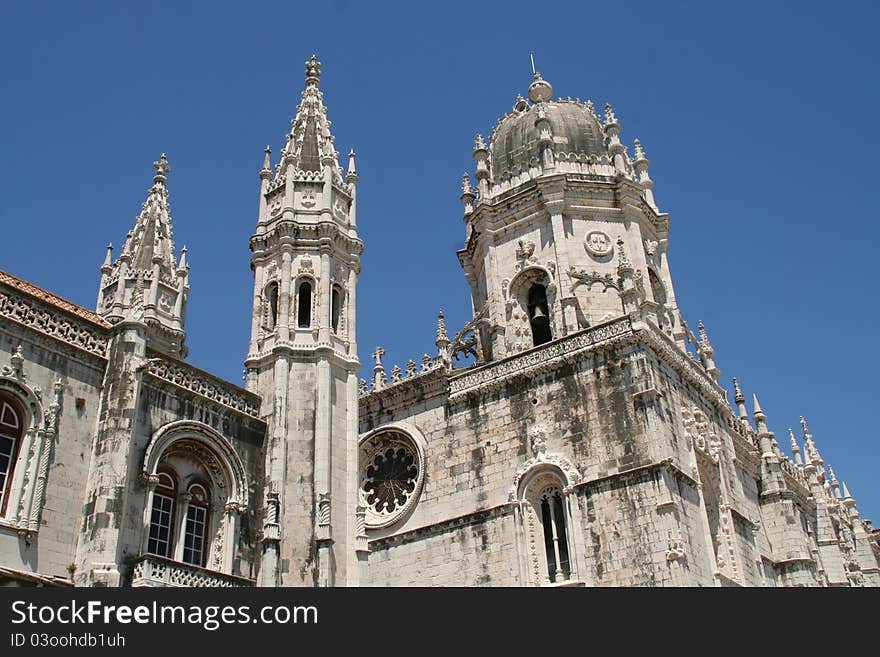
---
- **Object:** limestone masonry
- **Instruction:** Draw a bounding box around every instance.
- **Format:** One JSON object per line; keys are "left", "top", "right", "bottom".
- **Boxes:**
{"left": 0, "top": 56, "right": 876, "bottom": 587}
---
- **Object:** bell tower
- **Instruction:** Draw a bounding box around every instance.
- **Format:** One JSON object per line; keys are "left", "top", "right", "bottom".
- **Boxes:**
{"left": 245, "top": 55, "right": 363, "bottom": 586}
{"left": 457, "top": 72, "right": 684, "bottom": 362}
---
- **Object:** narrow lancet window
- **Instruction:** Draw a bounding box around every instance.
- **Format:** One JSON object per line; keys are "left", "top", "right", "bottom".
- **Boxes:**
{"left": 298, "top": 281, "right": 312, "bottom": 328}
{"left": 331, "top": 285, "right": 343, "bottom": 334}
{"left": 265, "top": 282, "right": 279, "bottom": 330}
{"left": 182, "top": 483, "right": 209, "bottom": 567}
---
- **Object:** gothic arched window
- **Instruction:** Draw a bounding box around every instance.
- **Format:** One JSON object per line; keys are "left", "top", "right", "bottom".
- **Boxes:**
{"left": 527, "top": 283, "right": 552, "bottom": 347}
{"left": 264, "top": 282, "right": 279, "bottom": 330}
{"left": 0, "top": 396, "right": 23, "bottom": 516}
{"left": 297, "top": 281, "right": 312, "bottom": 328}
{"left": 331, "top": 285, "right": 343, "bottom": 334}
{"left": 519, "top": 469, "right": 576, "bottom": 585}
{"left": 182, "top": 483, "right": 210, "bottom": 567}
{"left": 538, "top": 485, "right": 571, "bottom": 582}
{"left": 147, "top": 470, "right": 176, "bottom": 558}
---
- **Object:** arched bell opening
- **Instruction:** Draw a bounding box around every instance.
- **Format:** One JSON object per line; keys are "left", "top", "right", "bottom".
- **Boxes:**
{"left": 527, "top": 283, "right": 552, "bottom": 347}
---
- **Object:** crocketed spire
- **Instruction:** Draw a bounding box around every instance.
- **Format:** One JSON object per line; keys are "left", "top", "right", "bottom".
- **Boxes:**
{"left": 121, "top": 154, "right": 178, "bottom": 276}
{"left": 268, "top": 54, "right": 344, "bottom": 182}
{"left": 96, "top": 153, "right": 189, "bottom": 359}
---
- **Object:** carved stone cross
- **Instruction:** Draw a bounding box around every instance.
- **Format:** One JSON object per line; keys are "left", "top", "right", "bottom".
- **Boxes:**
{"left": 372, "top": 346, "right": 385, "bottom": 367}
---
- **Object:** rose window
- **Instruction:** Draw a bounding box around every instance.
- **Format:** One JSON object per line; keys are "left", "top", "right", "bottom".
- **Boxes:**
{"left": 359, "top": 429, "right": 424, "bottom": 528}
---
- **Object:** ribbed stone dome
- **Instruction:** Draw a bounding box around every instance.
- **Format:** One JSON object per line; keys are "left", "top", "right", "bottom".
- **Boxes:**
{"left": 490, "top": 100, "right": 606, "bottom": 179}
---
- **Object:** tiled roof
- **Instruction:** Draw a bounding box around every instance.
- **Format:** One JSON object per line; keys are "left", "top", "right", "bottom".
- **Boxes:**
{"left": 0, "top": 269, "right": 111, "bottom": 328}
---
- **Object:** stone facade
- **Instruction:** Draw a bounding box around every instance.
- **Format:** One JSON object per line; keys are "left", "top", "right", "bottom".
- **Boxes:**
{"left": 0, "top": 58, "right": 877, "bottom": 587}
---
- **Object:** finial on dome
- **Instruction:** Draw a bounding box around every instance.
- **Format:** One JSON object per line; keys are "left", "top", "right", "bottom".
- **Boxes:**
{"left": 604, "top": 103, "right": 619, "bottom": 127}
{"left": 153, "top": 153, "right": 170, "bottom": 185}
{"left": 528, "top": 71, "right": 553, "bottom": 103}
{"left": 305, "top": 54, "right": 321, "bottom": 87}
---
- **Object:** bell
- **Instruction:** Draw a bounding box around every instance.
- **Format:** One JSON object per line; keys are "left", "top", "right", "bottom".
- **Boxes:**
{"left": 530, "top": 305, "right": 549, "bottom": 325}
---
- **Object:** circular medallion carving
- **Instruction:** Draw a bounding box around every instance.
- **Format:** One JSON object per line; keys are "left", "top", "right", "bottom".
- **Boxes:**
{"left": 359, "top": 429, "right": 425, "bottom": 528}
{"left": 585, "top": 230, "right": 613, "bottom": 257}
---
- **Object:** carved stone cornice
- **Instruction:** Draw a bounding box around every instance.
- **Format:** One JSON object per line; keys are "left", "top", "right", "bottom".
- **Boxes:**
{"left": 449, "top": 316, "right": 634, "bottom": 400}
{"left": 0, "top": 276, "right": 109, "bottom": 358}
{"left": 143, "top": 354, "right": 262, "bottom": 419}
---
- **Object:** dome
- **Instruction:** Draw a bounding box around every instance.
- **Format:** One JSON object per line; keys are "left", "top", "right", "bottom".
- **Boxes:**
{"left": 489, "top": 100, "right": 606, "bottom": 179}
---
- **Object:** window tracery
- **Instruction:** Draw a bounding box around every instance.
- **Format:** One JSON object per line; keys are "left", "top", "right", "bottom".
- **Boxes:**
{"left": 359, "top": 427, "right": 426, "bottom": 529}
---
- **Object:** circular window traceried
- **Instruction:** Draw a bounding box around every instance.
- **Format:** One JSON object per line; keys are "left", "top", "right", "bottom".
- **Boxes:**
{"left": 359, "top": 429, "right": 425, "bottom": 528}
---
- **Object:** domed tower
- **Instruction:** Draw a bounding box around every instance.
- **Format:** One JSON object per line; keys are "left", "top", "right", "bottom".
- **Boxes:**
{"left": 457, "top": 72, "right": 680, "bottom": 361}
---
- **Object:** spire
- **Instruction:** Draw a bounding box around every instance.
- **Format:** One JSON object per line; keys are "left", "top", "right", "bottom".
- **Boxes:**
{"left": 788, "top": 428, "right": 803, "bottom": 465}
{"left": 828, "top": 465, "right": 841, "bottom": 498}
{"left": 260, "top": 146, "right": 272, "bottom": 177}
{"left": 436, "top": 309, "right": 449, "bottom": 348}
{"left": 97, "top": 154, "right": 188, "bottom": 358}
{"left": 101, "top": 243, "right": 113, "bottom": 271}
{"left": 119, "top": 154, "right": 178, "bottom": 274}
{"left": 347, "top": 150, "right": 358, "bottom": 182}
{"left": 842, "top": 481, "right": 853, "bottom": 501}
{"left": 274, "top": 54, "right": 343, "bottom": 180}
{"left": 752, "top": 394, "right": 768, "bottom": 434}
{"left": 697, "top": 321, "right": 719, "bottom": 382}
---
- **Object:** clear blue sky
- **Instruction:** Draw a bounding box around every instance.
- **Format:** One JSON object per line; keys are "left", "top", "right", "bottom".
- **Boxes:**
{"left": 2, "top": 1, "right": 878, "bottom": 520}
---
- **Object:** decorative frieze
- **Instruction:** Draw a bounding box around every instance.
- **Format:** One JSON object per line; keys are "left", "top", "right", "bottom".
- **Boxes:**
{"left": 0, "top": 284, "right": 108, "bottom": 358}
{"left": 449, "top": 316, "right": 633, "bottom": 398}
{"left": 144, "top": 357, "right": 261, "bottom": 418}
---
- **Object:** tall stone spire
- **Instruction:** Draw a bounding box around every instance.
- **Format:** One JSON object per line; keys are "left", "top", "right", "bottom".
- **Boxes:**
{"left": 273, "top": 55, "right": 344, "bottom": 182}
{"left": 123, "top": 154, "right": 178, "bottom": 273}
{"left": 96, "top": 154, "right": 188, "bottom": 359}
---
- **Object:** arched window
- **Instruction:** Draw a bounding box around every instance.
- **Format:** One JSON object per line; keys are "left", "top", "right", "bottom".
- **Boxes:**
{"left": 297, "top": 281, "right": 312, "bottom": 328}
{"left": 147, "top": 470, "right": 176, "bottom": 558}
{"left": 527, "top": 283, "right": 552, "bottom": 347}
{"left": 519, "top": 468, "right": 576, "bottom": 585}
{"left": 538, "top": 484, "right": 571, "bottom": 583}
{"left": 0, "top": 396, "right": 23, "bottom": 516}
{"left": 182, "top": 483, "right": 210, "bottom": 567}
{"left": 264, "top": 282, "right": 279, "bottom": 330}
{"left": 331, "top": 285, "right": 343, "bottom": 334}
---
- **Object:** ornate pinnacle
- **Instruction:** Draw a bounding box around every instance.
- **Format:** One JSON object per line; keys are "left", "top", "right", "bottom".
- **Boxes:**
{"left": 732, "top": 377, "right": 745, "bottom": 403}
{"left": 842, "top": 481, "right": 853, "bottom": 500}
{"left": 604, "top": 103, "right": 618, "bottom": 126}
{"left": 697, "top": 321, "right": 714, "bottom": 353}
{"left": 153, "top": 153, "right": 170, "bottom": 185}
{"left": 305, "top": 54, "right": 321, "bottom": 86}
{"left": 461, "top": 173, "right": 473, "bottom": 196}
{"left": 633, "top": 138, "right": 647, "bottom": 161}
{"left": 436, "top": 309, "right": 449, "bottom": 347}
{"left": 347, "top": 150, "right": 357, "bottom": 179}
{"left": 177, "top": 245, "right": 188, "bottom": 272}
{"left": 799, "top": 415, "right": 811, "bottom": 437}
{"left": 474, "top": 133, "right": 487, "bottom": 152}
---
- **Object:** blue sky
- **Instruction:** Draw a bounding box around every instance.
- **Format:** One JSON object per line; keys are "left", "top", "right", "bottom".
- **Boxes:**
{"left": 2, "top": 1, "right": 878, "bottom": 520}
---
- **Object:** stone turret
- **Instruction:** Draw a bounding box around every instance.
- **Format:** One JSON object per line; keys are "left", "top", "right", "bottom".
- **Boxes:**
{"left": 246, "top": 55, "right": 363, "bottom": 587}
{"left": 96, "top": 154, "right": 188, "bottom": 359}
